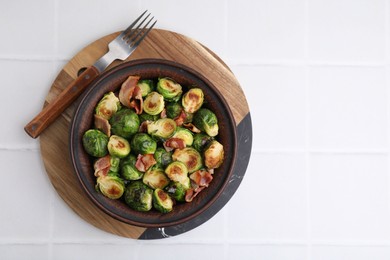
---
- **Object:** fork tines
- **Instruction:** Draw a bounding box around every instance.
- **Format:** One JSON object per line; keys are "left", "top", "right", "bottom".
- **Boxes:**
{"left": 121, "top": 10, "right": 157, "bottom": 48}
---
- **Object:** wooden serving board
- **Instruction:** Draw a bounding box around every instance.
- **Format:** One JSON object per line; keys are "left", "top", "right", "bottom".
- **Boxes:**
{"left": 40, "top": 29, "right": 251, "bottom": 239}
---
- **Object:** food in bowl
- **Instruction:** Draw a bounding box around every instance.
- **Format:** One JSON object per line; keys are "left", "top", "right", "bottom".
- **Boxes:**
{"left": 81, "top": 75, "right": 225, "bottom": 213}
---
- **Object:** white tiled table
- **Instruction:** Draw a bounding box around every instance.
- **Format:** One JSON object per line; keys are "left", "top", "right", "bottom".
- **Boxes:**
{"left": 2, "top": 0, "right": 390, "bottom": 259}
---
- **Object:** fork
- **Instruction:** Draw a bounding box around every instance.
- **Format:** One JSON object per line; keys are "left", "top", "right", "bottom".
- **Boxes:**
{"left": 25, "top": 10, "right": 157, "bottom": 138}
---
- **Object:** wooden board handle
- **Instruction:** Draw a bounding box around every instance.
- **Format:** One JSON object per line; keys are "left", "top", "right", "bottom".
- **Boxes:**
{"left": 25, "top": 66, "right": 100, "bottom": 138}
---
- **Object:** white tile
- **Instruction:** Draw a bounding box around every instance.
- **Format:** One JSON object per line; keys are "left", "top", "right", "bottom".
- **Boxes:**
{"left": 0, "top": 0, "right": 55, "bottom": 56}
{"left": 309, "top": 66, "right": 387, "bottom": 150}
{"left": 137, "top": 244, "right": 225, "bottom": 259}
{"left": 140, "top": 0, "right": 227, "bottom": 58}
{"left": 227, "top": 245, "right": 307, "bottom": 260}
{"left": 52, "top": 244, "right": 137, "bottom": 260}
{"left": 309, "top": 0, "right": 386, "bottom": 61}
{"left": 227, "top": 153, "right": 307, "bottom": 240}
{"left": 232, "top": 65, "right": 306, "bottom": 151}
{"left": 51, "top": 193, "right": 126, "bottom": 242}
{"left": 311, "top": 246, "right": 390, "bottom": 260}
{"left": 0, "top": 244, "right": 49, "bottom": 260}
{"left": 227, "top": 0, "right": 306, "bottom": 62}
{"left": 0, "top": 150, "right": 52, "bottom": 240}
{"left": 310, "top": 154, "right": 390, "bottom": 240}
{"left": 57, "top": 0, "right": 143, "bottom": 59}
{"left": 0, "top": 60, "right": 57, "bottom": 148}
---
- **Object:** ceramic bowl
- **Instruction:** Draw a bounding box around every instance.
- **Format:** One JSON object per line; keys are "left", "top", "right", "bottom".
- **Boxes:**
{"left": 69, "top": 59, "right": 237, "bottom": 228}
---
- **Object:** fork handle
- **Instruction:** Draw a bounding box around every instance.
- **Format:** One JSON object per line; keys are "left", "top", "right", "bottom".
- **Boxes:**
{"left": 24, "top": 66, "right": 100, "bottom": 139}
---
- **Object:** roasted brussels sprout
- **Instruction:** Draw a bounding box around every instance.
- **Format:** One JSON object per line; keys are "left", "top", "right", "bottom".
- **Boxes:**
{"left": 143, "top": 168, "right": 170, "bottom": 189}
{"left": 96, "top": 175, "right": 125, "bottom": 199}
{"left": 82, "top": 129, "right": 109, "bottom": 157}
{"left": 120, "top": 154, "right": 143, "bottom": 180}
{"left": 172, "top": 147, "right": 203, "bottom": 173}
{"left": 157, "top": 77, "right": 182, "bottom": 102}
{"left": 166, "top": 102, "right": 183, "bottom": 119}
{"left": 107, "top": 135, "right": 130, "bottom": 158}
{"left": 172, "top": 127, "right": 194, "bottom": 146}
{"left": 193, "top": 108, "right": 219, "bottom": 137}
{"left": 165, "top": 181, "right": 189, "bottom": 202}
{"left": 110, "top": 108, "right": 140, "bottom": 138}
{"left": 139, "top": 112, "right": 159, "bottom": 123}
{"left": 137, "top": 79, "right": 155, "bottom": 97}
{"left": 124, "top": 181, "right": 153, "bottom": 211}
{"left": 165, "top": 161, "right": 189, "bottom": 185}
{"left": 192, "top": 133, "right": 213, "bottom": 152}
{"left": 147, "top": 118, "right": 177, "bottom": 140}
{"left": 143, "top": 91, "right": 165, "bottom": 115}
{"left": 204, "top": 140, "right": 224, "bottom": 169}
{"left": 182, "top": 88, "right": 204, "bottom": 113}
{"left": 154, "top": 147, "right": 172, "bottom": 167}
{"left": 109, "top": 156, "right": 121, "bottom": 173}
{"left": 130, "top": 133, "right": 157, "bottom": 155}
{"left": 95, "top": 92, "right": 121, "bottom": 120}
{"left": 153, "top": 188, "right": 173, "bottom": 213}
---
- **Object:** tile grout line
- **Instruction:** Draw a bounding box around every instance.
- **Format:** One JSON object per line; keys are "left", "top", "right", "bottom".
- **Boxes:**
{"left": 303, "top": 0, "right": 312, "bottom": 258}
{"left": 385, "top": 0, "right": 390, "bottom": 250}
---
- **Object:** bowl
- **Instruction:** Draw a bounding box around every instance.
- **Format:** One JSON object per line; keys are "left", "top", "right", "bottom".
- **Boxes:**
{"left": 69, "top": 59, "right": 237, "bottom": 228}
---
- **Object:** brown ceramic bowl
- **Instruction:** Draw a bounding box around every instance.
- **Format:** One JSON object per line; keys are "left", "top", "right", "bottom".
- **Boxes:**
{"left": 69, "top": 59, "right": 237, "bottom": 228}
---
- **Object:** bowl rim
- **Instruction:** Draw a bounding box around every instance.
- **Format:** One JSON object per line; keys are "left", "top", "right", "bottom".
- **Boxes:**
{"left": 69, "top": 58, "right": 237, "bottom": 228}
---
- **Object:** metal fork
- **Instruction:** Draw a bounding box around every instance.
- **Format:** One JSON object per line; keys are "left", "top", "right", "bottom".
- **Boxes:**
{"left": 25, "top": 10, "right": 157, "bottom": 138}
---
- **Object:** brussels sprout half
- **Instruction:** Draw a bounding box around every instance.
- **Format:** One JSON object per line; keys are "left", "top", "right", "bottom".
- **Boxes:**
{"left": 82, "top": 129, "right": 109, "bottom": 157}
{"left": 120, "top": 154, "right": 143, "bottom": 180}
{"left": 165, "top": 102, "right": 183, "bottom": 119}
{"left": 165, "top": 181, "right": 189, "bottom": 202}
{"left": 165, "top": 161, "right": 189, "bottom": 186}
{"left": 157, "top": 77, "right": 182, "bottom": 102}
{"left": 96, "top": 175, "right": 125, "bottom": 199}
{"left": 204, "top": 140, "right": 224, "bottom": 169}
{"left": 110, "top": 108, "right": 140, "bottom": 138}
{"left": 124, "top": 181, "right": 153, "bottom": 211}
{"left": 143, "top": 168, "right": 170, "bottom": 189}
{"left": 143, "top": 91, "right": 165, "bottom": 115}
{"left": 107, "top": 135, "right": 130, "bottom": 158}
{"left": 193, "top": 108, "right": 219, "bottom": 137}
{"left": 95, "top": 92, "right": 121, "bottom": 120}
{"left": 137, "top": 79, "right": 155, "bottom": 97}
{"left": 192, "top": 133, "right": 213, "bottom": 152}
{"left": 110, "top": 156, "right": 121, "bottom": 173}
{"left": 153, "top": 189, "right": 173, "bottom": 213}
{"left": 154, "top": 147, "right": 172, "bottom": 167}
{"left": 130, "top": 133, "right": 157, "bottom": 155}
{"left": 172, "top": 127, "right": 194, "bottom": 146}
{"left": 147, "top": 118, "right": 177, "bottom": 140}
{"left": 182, "top": 88, "right": 204, "bottom": 113}
{"left": 172, "top": 147, "right": 203, "bottom": 173}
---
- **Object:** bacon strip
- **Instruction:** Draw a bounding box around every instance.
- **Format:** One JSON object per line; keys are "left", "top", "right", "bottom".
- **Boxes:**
{"left": 163, "top": 137, "right": 186, "bottom": 152}
{"left": 119, "top": 75, "right": 143, "bottom": 114}
{"left": 185, "top": 186, "right": 206, "bottom": 202}
{"left": 183, "top": 123, "right": 201, "bottom": 133}
{"left": 93, "top": 155, "right": 111, "bottom": 177}
{"left": 174, "top": 110, "right": 187, "bottom": 126}
{"left": 135, "top": 154, "right": 157, "bottom": 172}
{"left": 94, "top": 114, "right": 111, "bottom": 136}
{"left": 190, "top": 170, "right": 213, "bottom": 187}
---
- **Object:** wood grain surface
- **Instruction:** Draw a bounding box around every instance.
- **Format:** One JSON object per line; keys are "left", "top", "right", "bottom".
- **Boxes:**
{"left": 40, "top": 29, "right": 249, "bottom": 238}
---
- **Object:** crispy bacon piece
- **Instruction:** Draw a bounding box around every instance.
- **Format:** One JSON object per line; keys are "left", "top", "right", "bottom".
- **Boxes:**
{"left": 93, "top": 155, "right": 111, "bottom": 177}
{"left": 185, "top": 186, "right": 206, "bottom": 202}
{"left": 135, "top": 154, "right": 157, "bottom": 172}
{"left": 139, "top": 120, "right": 150, "bottom": 133}
{"left": 189, "top": 170, "right": 213, "bottom": 187}
{"left": 174, "top": 110, "right": 187, "bottom": 126}
{"left": 160, "top": 108, "right": 167, "bottom": 118}
{"left": 163, "top": 137, "right": 186, "bottom": 152}
{"left": 183, "top": 123, "right": 201, "bottom": 133}
{"left": 94, "top": 114, "right": 111, "bottom": 136}
{"left": 118, "top": 75, "right": 143, "bottom": 114}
